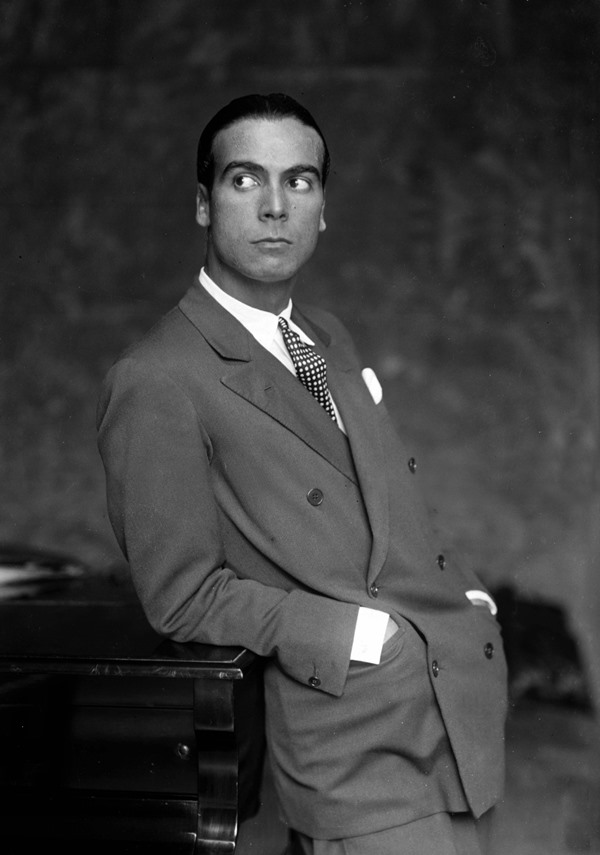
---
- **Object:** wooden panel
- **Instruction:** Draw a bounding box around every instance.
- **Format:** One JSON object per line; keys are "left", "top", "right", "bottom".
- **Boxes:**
{"left": 0, "top": 594, "right": 266, "bottom": 851}
{"left": 1, "top": 793, "right": 199, "bottom": 854}
{"left": 71, "top": 675, "right": 194, "bottom": 707}
{"left": 0, "top": 702, "right": 197, "bottom": 793}
{"left": 65, "top": 706, "right": 198, "bottom": 793}
{"left": 0, "top": 672, "right": 194, "bottom": 706}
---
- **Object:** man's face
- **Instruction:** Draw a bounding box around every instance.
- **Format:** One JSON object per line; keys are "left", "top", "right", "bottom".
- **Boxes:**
{"left": 196, "top": 117, "right": 326, "bottom": 301}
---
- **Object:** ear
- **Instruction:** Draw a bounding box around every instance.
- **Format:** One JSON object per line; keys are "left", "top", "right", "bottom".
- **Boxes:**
{"left": 319, "top": 198, "right": 326, "bottom": 233}
{"left": 196, "top": 184, "right": 211, "bottom": 227}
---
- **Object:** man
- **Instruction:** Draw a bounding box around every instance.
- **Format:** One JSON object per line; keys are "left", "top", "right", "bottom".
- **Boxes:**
{"left": 97, "top": 93, "right": 508, "bottom": 854}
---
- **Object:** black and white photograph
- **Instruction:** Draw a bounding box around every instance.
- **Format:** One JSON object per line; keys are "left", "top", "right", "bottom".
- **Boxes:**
{"left": 1, "top": 3, "right": 598, "bottom": 853}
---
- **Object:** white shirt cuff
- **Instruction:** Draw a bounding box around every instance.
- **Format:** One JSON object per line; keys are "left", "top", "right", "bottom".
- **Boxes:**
{"left": 350, "top": 607, "right": 389, "bottom": 664}
{"left": 466, "top": 590, "right": 498, "bottom": 615}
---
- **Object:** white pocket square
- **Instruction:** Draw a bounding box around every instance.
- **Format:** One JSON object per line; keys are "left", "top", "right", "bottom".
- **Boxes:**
{"left": 362, "top": 367, "right": 383, "bottom": 404}
{"left": 466, "top": 590, "right": 498, "bottom": 616}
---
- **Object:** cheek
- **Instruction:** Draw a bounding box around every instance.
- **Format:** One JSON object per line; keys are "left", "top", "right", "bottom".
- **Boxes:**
{"left": 211, "top": 192, "right": 251, "bottom": 226}
{"left": 292, "top": 202, "right": 320, "bottom": 229}
{"left": 299, "top": 212, "right": 324, "bottom": 246}
{"left": 211, "top": 209, "right": 247, "bottom": 250}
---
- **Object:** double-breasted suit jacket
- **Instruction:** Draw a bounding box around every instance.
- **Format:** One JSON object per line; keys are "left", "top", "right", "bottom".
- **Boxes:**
{"left": 97, "top": 280, "right": 508, "bottom": 839}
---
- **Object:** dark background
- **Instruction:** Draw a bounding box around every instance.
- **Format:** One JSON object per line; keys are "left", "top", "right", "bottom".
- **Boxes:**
{"left": 1, "top": 0, "right": 598, "bottom": 698}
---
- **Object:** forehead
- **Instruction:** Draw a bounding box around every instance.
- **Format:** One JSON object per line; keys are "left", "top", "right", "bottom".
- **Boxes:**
{"left": 212, "top": 117, "right": 325, "bottom": 175}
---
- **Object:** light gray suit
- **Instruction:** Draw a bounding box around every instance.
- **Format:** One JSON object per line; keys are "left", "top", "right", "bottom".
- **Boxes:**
{"left": 97, "top": 280, "right": 508, "bottom": 840}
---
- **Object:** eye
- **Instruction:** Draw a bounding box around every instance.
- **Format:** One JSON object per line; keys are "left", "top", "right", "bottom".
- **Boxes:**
{"left": 288, "top": 176, "right": 312, "bottom": 192}
{"left": 233, "top": 174, "right": 259, "bottom": 189}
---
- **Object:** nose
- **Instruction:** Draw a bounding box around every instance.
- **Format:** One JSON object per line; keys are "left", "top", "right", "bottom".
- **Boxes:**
{"left": 259, "top": 182, "right": 288, "bottom": 220}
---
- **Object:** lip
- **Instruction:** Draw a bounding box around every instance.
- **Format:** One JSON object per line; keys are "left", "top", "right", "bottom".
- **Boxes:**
{"left": 253, "top": 238, "right": 292, "bottom": 245}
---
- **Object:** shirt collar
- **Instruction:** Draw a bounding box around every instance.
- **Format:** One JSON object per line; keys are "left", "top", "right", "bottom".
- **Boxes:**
{"left": 199, "top": 267, "right": 314, "bottom": 347}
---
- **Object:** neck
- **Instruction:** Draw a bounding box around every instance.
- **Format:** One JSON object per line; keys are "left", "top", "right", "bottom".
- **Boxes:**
{"left": 204, "top": 263, "right": 296, "bottom": 314}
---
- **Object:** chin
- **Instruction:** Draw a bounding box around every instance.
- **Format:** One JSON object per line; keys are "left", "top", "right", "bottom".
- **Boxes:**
{"left": 247, "top": 263, "right": 299, "bottom": 284}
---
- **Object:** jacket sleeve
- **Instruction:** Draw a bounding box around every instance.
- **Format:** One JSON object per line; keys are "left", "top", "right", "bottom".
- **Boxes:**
{"left": 97, "top": 357, "right": 359, "bottom": 697}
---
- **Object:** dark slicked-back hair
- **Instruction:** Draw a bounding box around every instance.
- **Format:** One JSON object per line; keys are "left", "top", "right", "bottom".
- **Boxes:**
{"left": 196, "top": 93, "right": 330, "bottom": 191}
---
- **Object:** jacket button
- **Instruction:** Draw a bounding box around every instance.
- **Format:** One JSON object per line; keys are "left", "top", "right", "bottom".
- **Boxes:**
{"left": 484, "top": 642, "right": 494, "bottom": 660}
{"left": 369, "top": 582, "right": 379, "bottom": 598}
{"left": 307, "top": 488, "right": 324, "bottom": 506}
{"left": 308, "top": 676, "right": 321, "bottom": 688}
{"left": 431, "top": 660, "right": 440, "bottom": 677}
{"left": 437, "top": 554, "right": 446, "bottom": 570}
{"left": 408, "top": 457, "right": 417, "bottom": 474}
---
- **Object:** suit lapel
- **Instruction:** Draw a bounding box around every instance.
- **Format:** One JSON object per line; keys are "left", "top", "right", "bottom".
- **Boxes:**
{"left": 222, "top": 344, "right": 358, "bottom": 483}
{"left": 179, "top": 281, "right": 358, "bottom": 484}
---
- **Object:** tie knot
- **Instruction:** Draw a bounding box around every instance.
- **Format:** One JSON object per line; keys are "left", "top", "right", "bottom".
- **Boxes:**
{"left": 278, "top": 316, "right": 308, "bottom": 353}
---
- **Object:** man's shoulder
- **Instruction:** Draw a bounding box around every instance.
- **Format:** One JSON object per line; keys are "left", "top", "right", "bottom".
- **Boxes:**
{"left": 105, "top": 305, "right": 185, "bottom": 372}
{"left": 100, "top": 291, "right": 218, "bottom": 407}
{"left": 113, "top": 277, "right": 214, "bottom": 365}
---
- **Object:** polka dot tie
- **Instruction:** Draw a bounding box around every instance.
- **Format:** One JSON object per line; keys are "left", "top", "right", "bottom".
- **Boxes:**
{"left": 278, "top": 317, "right": 337, "bottom": 423}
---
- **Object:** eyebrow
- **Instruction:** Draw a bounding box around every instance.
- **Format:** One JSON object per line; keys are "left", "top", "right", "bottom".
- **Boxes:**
{"left": 221, "top": 161, "right": 322, "bottom": 182}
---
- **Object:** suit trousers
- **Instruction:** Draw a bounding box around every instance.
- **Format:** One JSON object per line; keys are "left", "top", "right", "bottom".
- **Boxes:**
{"left": 289, "top": 810, "right": 494, "bottom": 855}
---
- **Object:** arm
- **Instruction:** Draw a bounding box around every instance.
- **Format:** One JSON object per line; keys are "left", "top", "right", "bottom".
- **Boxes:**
{"left": 97, "top": 357, "right": 359, "bottom": 697}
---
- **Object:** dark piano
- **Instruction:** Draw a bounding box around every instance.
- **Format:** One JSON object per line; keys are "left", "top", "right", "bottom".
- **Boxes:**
{"left": 0, "top": 573, "right": 265, "bottom": 853}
